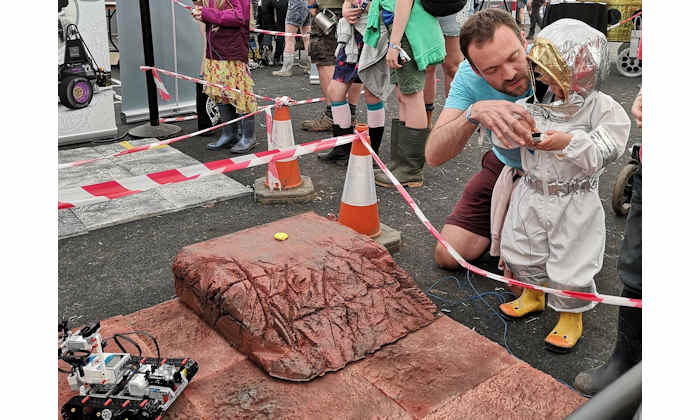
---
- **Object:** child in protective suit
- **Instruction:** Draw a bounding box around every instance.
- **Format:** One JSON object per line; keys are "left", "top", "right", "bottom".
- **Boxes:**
{"left": 496, "top": 19, "right": 631, "bottom": 352}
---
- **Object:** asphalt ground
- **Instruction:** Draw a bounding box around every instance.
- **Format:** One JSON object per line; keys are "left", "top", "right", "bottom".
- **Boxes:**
{"left": 58, "top": 62, "right": 642, "bottom": 391}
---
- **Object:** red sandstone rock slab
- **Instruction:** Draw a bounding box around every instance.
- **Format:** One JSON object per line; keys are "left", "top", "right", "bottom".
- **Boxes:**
{"left": 424, "top": 363, "right": 587, "bottom": 419}
{"left": 125, "top": 299, "right": 246, "bottom": 380}
{"left": 59, "top": 300, "right": 586, "bottom": 419}
{"left": 180, "top": 359, "right": 411, "bottom": 420}
{"left": 348, "top": 316, "right": 520, "bottom": 418}
{"left": 172, "top": 212, "right": 439, "bottom": 381}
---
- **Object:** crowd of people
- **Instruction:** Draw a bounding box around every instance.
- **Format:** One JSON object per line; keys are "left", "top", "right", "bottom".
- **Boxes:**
{"left": 191, "top": 0, "right": 641, "bottom": 398}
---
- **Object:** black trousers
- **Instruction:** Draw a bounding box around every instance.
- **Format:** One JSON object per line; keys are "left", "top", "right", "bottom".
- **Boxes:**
{"left": 618, "top": 168, "right": 642, "bottom": 294}
{"left": 259, "top": 0, "right": 287, "bottom": 61}
{"left": 196, "top": 83, "right": 212, "bottom": 132}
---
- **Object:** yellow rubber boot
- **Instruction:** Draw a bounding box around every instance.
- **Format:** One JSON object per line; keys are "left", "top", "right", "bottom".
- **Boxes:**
{"left": 545, "top": 312, "right": 583, "bottom": 353}
{"left": 499, "top": 288, "right": 545, "bottom": 318}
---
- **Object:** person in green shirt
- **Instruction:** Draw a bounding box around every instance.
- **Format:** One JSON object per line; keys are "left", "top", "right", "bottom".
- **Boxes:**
{"left": 365, "top": 0, "right": 446, "bottom": 188}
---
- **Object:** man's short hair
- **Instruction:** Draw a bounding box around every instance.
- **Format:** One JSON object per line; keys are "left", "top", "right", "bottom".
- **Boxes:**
{"left": 459, "top": 8, "right": 522, "bottom": 66}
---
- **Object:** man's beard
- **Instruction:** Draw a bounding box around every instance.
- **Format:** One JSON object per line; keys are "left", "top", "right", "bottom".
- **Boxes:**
{"left": 499, "top": 72, "right": 529, "bottom": 96}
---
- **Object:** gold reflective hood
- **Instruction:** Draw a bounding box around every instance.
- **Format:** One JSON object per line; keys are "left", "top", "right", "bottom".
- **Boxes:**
{"left": 528, "top": 19, "right": 609, "bottom": 108}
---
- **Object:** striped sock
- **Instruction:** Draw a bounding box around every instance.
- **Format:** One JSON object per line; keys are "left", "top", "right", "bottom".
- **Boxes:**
{"left": 331, "top": 100, "right": 352, "bottom": 129}
{"left": 367, "top": 101, "right": 385, "bottom": 128}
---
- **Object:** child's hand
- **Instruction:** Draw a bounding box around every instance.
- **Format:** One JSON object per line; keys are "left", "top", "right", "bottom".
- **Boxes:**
{"left": 537, "top": 130, "right": 572, "bottom": 151}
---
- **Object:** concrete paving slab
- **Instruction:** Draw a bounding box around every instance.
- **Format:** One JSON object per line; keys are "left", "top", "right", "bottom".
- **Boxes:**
{"left": 58, "top": 161, "right": 134, "bottom": 190}
{"left": 158, "top": 174, "right": 252, "bottom": 210}
{"left": 57, "top": 147, "right": 103, "bottom": 164}
{"left": 58, "top": 209, "right": 87, "bottom": 239}
{"left": 69, "top": 189, "right": 177, "bottom": 232}
{"left": 58, "top": 141, "right": 251, "bottom": 239}
{"left": 113, "top": 147, "right": 201, "bottom": 175}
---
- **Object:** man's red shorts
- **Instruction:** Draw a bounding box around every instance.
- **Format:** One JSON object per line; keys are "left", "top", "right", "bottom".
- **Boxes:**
{"left": 444, "top": 150, "right": 505, "bottom": 239}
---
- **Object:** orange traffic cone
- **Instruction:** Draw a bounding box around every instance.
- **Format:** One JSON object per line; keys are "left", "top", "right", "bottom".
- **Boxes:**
{"left": 266, "top": 105, "right": 303, "bottom": 190}
{"left": 338, "top": 125, "right": 381, "bottom": 238}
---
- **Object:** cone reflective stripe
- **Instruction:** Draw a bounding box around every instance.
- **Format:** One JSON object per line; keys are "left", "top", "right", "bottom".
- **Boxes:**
{"left": 338, "top": 128, "right": 380, "bottom": 238}
{"left": 265, "top": 105, "right": 303, "bottom": 190}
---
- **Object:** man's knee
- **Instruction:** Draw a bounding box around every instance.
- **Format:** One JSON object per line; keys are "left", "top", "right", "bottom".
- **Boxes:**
{"left": 433, "top": 225, "right": 490, "bottom": 269}
{"left": 434, "top": 243, "right": 461, "bottom": 269}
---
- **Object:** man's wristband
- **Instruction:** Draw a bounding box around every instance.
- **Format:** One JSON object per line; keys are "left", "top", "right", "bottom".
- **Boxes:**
{"left": 388, "top": 41, "right": 401, "bottom": 50}
{"left": 307, "top": 4, "right": 318, "bottom": 9}
{"left": 465, "top": 105, "right": 479, "bottom": 127}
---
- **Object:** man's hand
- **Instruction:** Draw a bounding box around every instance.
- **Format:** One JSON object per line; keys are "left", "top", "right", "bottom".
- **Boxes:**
{"left": 342, "top": 2, "right": 363, "bottom": 24}
{"left": 470, "top": 100, "right": 536, "bottom": 147}
{"left": 191, "top": 6, "right": 203, "bottom": 22}
{"left": 631, "top": 91, "right": 642, "bottom": 128}
{"left": 537, "top": 130, "right": 572, "bottom": 151}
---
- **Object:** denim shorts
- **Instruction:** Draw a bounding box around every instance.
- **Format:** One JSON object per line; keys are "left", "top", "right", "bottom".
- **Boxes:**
{"left": 285, "top": 0, "right": 311, "bottom": 27}
{"left": 437, "top": 13, "right": 460, "bottom": 37}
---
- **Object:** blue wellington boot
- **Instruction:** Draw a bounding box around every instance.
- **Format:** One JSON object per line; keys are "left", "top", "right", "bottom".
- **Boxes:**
{"left": 207, "top": 104, "right": 240, "bottom": 150}
{"left": 230, "top": 113, "right": 257, "bottom": 154}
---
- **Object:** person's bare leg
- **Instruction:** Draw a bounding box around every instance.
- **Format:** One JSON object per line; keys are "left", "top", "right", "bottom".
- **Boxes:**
{"left": 273, "top": 24, "right": 299, "bottom": 76}
{"left": 301, "top": 25, "right": 311, "bottom": 51}
{"left": 283, "top": 24, "right": 299, "bottom": 53}
{"left": 400, "top": 90, "right": 427, "bottom": 129}
{"left": 441, "top": 35, "right": 463, "bottom": 97}
{"left": 318, "top": 65, "right": 334, "bottom": 106}
{"left": 424, "top": 65, "right": 437, "bottom": 105}
{"left": 348, "top": 83, "right": 362, "bottom": 104}
{"left": 434, "top": 223, "right": 490, "bottom": 269}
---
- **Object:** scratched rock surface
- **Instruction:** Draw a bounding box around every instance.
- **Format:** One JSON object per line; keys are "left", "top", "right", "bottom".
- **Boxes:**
{"left": 172, "top": 212, "right": 440, "bottom": 381}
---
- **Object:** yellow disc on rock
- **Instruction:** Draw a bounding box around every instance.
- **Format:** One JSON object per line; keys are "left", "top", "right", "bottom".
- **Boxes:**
{"left": 274, "top": 232, "right": 289, "bottom": 241}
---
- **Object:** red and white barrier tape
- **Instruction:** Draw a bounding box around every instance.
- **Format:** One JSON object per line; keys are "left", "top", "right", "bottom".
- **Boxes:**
{"left": 356, "top": 132, "right": 642, "bottom": 309}
{"left": 141, "top": 67, "right": 326, "bottom": 107}
{"left": 170, "top": 0, "right": 192, "bottom": 10}
{"left": 151, "top": 69, "right": 172, "bottom": 101}
{"left": 58, "top": 105, "right": 273, "bottom": 169}
{"left": 58, "top": 133, "right": 358, "bottom": 210}
{"left": 160, "top": 114, "right": 197, "bottom": 123}
{"left": 141, "top": 66, "right": 275, "bottom": 102}
{"left": 251, "top": 28, "right": 309, "bottom": 38}
{"left": 607, "top": 10, "right": 642, "bottom": 31}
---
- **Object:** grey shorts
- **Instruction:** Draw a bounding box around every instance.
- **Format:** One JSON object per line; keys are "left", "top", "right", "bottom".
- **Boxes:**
{"left": 285, "top": 0, "right": 311, "bottom": 27}
{"left": 437, "top": 13, "right": 460, "bottom": 37}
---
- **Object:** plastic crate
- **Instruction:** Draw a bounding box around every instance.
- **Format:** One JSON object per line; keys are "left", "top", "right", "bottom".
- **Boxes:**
{"left": 600, "top": 0, "right": 642, "bottom": 42}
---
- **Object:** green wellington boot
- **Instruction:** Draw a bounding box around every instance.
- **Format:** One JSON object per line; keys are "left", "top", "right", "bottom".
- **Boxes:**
{"left": 375, "top": 124, "right": 429, "bottom": 188}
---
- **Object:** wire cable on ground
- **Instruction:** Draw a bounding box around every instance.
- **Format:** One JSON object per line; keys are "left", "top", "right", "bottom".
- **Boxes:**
{"left": 426, "top": 270, "right": 517, "bottom": 354}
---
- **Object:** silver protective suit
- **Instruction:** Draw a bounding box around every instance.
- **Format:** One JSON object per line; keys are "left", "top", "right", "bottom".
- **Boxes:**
{"left": 498, "top": 19, "right": 631, "bottom": 312}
